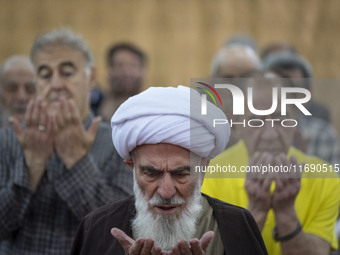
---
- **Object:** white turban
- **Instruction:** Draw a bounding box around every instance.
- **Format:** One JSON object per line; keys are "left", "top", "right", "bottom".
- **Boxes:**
{"left": 111, "top": 85, "right": 230, "bottom": 160}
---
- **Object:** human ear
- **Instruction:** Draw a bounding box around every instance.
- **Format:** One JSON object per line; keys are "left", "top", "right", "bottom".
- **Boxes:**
{"left": 124, "top": 159, "right": 134, "bottom": 168}
{"left": 88, "top": 66, "right": 97, "bottom": 89}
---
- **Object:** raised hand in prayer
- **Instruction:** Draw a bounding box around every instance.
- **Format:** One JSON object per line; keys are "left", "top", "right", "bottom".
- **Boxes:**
{"left": 111, "top": 228, "right": 214, "bottom": 255}
{"left": 10, "top": 97, "right": 54, "bottom": 192}
{"left": 165, "top": 231, "right": 214, "bottom": 255}
{"left": 111, "top": 228, "right": 162, "bottom": 255}
{"left": 272, "top": 153, "right": 301, "bottom": 213}
{"left": 10, "top": 96, "right": 101, "bottom": 191}
{"left": 51, "top": 97, "right": 101, "bottom": 169}
{"left": 245, "top": 151, "right": 273, "bottom": 231}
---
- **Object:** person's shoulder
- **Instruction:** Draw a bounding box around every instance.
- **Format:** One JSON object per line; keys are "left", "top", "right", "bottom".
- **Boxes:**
{"left": 289, "top": 146, "right": 322, "bottom": 162}
{"left": 307, "top": 101, "right": 331, "bottom": 123}
{"left": 85, "top": 195, "right": 135, "bottom": 219}
{"left": 72, "top": 196, "right": 135, "bottom": 254}
{"left": 203, "top": 193, "right": 268, "bottom": 254}
{"left": 211, "top": 140, "right": 247, "bottom": 164}
{"left": 203, "top": 193, "right": 250, "bottom": 214}
{"left": 97, "top": 120, "right": 112, "bottom": 133}
{"left": 208, "top": 141, "right": 248, "bottom": 178}
{"left": 301, "top": 115, "right": 337, "bottom": 137}
{"left": 97, "top": 121, "right": 112, "bottom": 137}
{"left": 0, "top": 125, "right": 16, "bottom": 138}
{"left": 0, "top": 126, "right": 20, "bottom": 152}
{"left": 90, "top": 120, "right": 115, "bottom": 153}
{"left": 84, "top": 195, "right": 135, "bottom": 226}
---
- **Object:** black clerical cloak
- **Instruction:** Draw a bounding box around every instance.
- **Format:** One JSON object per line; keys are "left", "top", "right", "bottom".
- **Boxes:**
{"left": 71, "top": 194, "right": 268, "bottom": 255}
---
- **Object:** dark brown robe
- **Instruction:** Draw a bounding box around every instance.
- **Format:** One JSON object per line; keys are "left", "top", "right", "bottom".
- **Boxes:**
{"left": 71, "top": 194, "right": 268, "bottom": 255}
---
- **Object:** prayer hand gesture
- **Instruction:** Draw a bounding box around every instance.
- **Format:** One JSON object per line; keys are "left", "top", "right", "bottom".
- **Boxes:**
{"left": 245, "top": 151, "right": 301, "bottom": 230}
{"left": 111, "top": 228, "right": 214, "bottom": 255}
{"left": 10, "top": 97, "right": 101, "bottom": 191}
{"left": 51, "top": 97, "right": 101, "bottom": 169}
{"left": 10, "top": 98, "right": 54, "bottom": 192}
{"left": 111, "top": 228, "right": 162, "bottom": 255}
{"left": 165, "top": 231, "right": 214, "bottom": 255}
{"left": 245, "top": 152, "right": 273, "bottom": 230}
{"left": 272, "top": 153, "right": 301, "bottom": 213}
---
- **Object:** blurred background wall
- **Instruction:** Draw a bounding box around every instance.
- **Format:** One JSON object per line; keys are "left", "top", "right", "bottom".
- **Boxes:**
{"left": 1, "top": 0, "right": 340, "bottom": 129}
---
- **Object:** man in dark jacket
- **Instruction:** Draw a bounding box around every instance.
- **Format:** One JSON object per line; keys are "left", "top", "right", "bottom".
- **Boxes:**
{"left": 71, "top": 86, "right": 268, "bottom": 255}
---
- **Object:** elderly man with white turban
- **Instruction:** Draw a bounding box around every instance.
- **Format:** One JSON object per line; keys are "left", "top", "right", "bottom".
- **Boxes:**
{"left": 71, "top": 86, "right": 268, "bottom": 255}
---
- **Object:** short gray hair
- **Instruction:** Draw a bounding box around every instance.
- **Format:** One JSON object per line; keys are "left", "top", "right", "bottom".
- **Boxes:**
{"left": 262, "top": 51, "right": 312, "bottom": 78}
{"left": 262, "top": 51, "right": 312, "bottom": 90}
{"left": 211, "top": 45, "right": 261, "bottom": 77}
{"left": 0, "top": 55, "right": 35, "bottom": 89}
{"left": 30, "top": 28, "right": 93, "bottom": 68}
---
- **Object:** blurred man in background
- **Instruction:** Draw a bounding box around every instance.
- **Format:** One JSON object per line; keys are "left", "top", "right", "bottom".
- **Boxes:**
{"left": 0, "top": 28, "right": 133, "bottom": 254}
{"left": 98, "top": 42, "right": 146, "bottom": 121}
{"left": 0, "top": 56, "right": 36, "bottom": 128}
{"left": 211, "top": 44, "right": 261, "bottom": 79}
{"left": 202, "top": 71, "right": 340, "bottom": 255}
{"left": 264, "top": 51, "right": 340, "bottom": 166}
{"left": 210, "top": 44, "right": 261, "bottom": 148}
{"left": 263, "top": 51, "right": 330, "bottom": 122}
{"left": 260, "top": 41, "right": 297, "bottom": 61}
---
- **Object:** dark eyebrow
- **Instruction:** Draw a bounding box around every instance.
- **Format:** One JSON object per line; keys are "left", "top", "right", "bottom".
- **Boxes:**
{"left": 139, "top": 165, "right": 162, "bottom": 174}
{"left": 171, "top": 166, "right": 191, "bottom": 175}
{"left": 60, "top": 61, "right": 76, "bottom": 69}
{"left": 139, "top": 165, "right": 191, "bottom": 174}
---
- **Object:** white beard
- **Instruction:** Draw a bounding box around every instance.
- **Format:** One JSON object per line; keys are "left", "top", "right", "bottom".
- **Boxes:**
{"left": 132, "top": 177, "right": 202, "bottom": 251}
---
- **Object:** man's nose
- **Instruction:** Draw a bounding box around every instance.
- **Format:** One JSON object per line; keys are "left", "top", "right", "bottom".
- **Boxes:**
{"left": 157, "top": 173, "right": 176, "bottom": 200}
{"left": 261, "top": 122, "right": 279, "bottom": 140}
{"left": 16, "top": 86, "right": 29, "bottom": 102}
{"left": 51, "top": 74, "right": 64, "bottom": 90}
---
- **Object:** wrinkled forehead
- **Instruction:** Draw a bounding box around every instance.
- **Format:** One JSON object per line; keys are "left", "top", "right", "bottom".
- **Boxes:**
{"left": 3, "top": 62, "right": 34, "bottom": 74}
{"left": 33, "top": 44, "right": 87, "bottom": 68}
{"left": 1, "top": 58, "right": 34, "bottom": 80}
{"left": 132, "top": 143, "right": 190, "bottom": 160}
{"left": 131, "top": 144, "right": 203, "bottom": 169}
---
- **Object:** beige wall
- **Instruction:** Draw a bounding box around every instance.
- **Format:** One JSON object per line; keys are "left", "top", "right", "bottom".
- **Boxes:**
{"left": 1, "top": 0, "right": 340, "bottom": 130}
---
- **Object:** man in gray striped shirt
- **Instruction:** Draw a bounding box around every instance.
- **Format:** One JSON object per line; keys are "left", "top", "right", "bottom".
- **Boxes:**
{"left": 0, "top": 28, "right": 133, "bottom": 254}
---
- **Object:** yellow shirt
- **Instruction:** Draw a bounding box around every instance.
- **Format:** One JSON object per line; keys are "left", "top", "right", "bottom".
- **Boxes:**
{"left": 201, "top": 141, "right": 340, "bottom": 255}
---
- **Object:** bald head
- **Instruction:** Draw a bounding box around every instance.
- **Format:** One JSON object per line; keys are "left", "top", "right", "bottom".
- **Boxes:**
{"left": 211, "top": 45, "right": 261, "bottom": 78}
{"left": 0, "top": 56, "right": 36, "bottom": 122}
